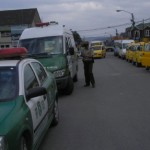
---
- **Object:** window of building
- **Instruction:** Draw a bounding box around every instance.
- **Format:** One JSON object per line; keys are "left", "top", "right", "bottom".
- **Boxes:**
{"left": 145, "top": 30, "right": 150, "bottom": 37}
{"left": 1, "top": 45, "right": 4, "bottom": 48}
{"left": 134, "top": 30, "right": 140, "bottom": 39}
{"left": 1, "top": 31, "right": 11, "bottom": 37}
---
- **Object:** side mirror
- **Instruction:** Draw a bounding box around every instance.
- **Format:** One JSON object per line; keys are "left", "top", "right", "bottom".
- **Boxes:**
{"left": 69, "top": 47, "right": 75, "bottom": 55}
{"left": 26, "top": 87, "right": 47, "bottom": 100}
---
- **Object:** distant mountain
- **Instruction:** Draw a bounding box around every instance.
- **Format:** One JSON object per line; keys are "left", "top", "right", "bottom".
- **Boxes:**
{"left": 83, "top": 36, "right": 110, "bottom": 42}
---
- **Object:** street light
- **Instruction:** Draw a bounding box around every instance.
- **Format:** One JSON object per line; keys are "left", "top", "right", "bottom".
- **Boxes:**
{"left": 116, "top": 9, "right": 135, "bottom": 27}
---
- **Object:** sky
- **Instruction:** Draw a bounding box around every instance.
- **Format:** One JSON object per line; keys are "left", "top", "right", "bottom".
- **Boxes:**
{"left": 1, "top": 0, "right": 150, "bottom": 38}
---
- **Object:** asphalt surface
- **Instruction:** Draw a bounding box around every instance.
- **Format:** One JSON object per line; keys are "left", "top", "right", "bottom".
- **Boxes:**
{"left": 40, "top": 52, "right": 150, "bottom": 150}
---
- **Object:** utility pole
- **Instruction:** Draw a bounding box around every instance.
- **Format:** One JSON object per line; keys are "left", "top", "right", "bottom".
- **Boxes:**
{"left": 131, "top": 13, "right": 135, "bottom": 27}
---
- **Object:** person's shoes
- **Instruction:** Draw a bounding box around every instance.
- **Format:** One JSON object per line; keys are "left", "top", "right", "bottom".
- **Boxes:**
{"left": 92, "top": 84, "right": 95, "bottom": 88}
{"left": 84, "top": 84, "right": 90, "bottom": 87}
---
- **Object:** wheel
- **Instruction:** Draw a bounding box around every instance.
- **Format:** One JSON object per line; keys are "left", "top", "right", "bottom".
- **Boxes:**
{"left": 146, "top": 67, "right": 149, "bottom": 70}
{"left": 20, "top": 136, "right": 29, "bottom": 150}
{"left": 132, "top": 61, "right": 135, "bottom": 65}
{"left": 64, "top": 77, "right": 74, "bottom": 95}
{"left": 51, "top": 100, "right": 59, "bottom": 126}
{"left": 136, "top": 62, "right": 140, "bottom": 67}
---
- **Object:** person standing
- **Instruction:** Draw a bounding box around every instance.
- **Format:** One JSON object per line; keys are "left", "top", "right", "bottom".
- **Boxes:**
{"left": 81, "top": 41, "right": 95, "bottom": 88}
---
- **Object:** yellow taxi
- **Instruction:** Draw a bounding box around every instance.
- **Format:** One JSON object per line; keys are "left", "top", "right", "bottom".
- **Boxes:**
{"left": 91, "top": 45, "right": 106, "bottom": 58}
{"left": 141, "top": 42, "right": 150, "bottom": 70}
{"left": 126, "top": 44, "right": 135, "bottom": 62}
{"left": 132, "top": 42, "right": 145, "bottom": 67}
{"left": 126, "top": 44, "right": 133, "bottom": 61}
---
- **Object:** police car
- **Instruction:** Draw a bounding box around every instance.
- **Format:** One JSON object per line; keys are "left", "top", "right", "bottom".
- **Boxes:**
{"left": 0, "top": 48, "right": 59, "bottom": 150}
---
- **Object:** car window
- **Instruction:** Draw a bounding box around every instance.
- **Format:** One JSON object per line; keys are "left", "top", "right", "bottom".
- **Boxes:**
{"left": 31, "top": 62, "right": 47, "bottom": 84}
{"left": 0, "top": 67, "right": 18, "bottom": 101}
{"left": 24, "top": 64, "right": 39, "bottom": 98}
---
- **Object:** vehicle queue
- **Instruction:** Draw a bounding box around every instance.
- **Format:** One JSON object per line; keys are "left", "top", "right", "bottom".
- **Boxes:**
{"left": 114, "top": 40, "right": 150, "bottom": 71}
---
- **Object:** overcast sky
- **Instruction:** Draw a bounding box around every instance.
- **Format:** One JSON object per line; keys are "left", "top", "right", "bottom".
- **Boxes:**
{"left": 1, "top": 0, "right": 150, "bottom": 38}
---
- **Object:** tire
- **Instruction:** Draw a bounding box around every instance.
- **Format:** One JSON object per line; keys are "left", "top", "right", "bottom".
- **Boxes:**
{"left": 146, "top": 67, "right": 149, "bottom": 70}
{"left": 64, "top": 77, "right": 74, "bottom": 95}
{"left": 20, "top": 136, "right": 29, "bottom": 150}
{"left": 132, "top": 61, "right": 135, "bottom": 65}
{"left": 51, "top": 100, "right": 59, "bottom": 126}
{"left": 136, "top": 62, "right": 140, "bottom": 67}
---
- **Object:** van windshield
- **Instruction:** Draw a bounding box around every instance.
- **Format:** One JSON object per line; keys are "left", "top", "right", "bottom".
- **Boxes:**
{"left": 0, "top": 67, "right": 18, "bottom": 101}
{"left": 19, "top": 36, "right": 63, "bottom": 55}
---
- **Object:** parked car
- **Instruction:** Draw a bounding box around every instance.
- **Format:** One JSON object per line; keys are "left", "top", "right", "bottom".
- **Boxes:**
{"left": 132, "top": 42, "right": 145, "bottom": 67}
{"left": 118, "top": 40, "right": 134, "bottom": 59}
{"left": 127, "top": 43, "right": 136, "bottom": 63}
{"left": 141, "top": 42, "right": 150, "bottom": 70}
{"left": 0, "top": 47, "right": 59, "bottom": 150}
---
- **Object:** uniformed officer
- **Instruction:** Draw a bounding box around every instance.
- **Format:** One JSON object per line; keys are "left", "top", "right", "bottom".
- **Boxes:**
{"left": 81, "top": 41, "right": 95, "bottom": 88}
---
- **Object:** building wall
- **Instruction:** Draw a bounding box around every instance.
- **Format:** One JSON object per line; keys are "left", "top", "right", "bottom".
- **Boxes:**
{"left": 0, "top": 9, "right": 41, "bottom": 48}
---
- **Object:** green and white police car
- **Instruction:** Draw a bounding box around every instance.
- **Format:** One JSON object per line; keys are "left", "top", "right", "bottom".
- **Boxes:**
{"left": 0, "top": 47, "right": 59, "bottom": 150}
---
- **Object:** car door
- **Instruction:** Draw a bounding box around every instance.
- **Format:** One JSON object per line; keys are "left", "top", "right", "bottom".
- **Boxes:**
{"left": 31, "top": 61, "right": 54, "bottom": 114}
{"left": 24, "top": 63, "right": 49, "bottom": 144}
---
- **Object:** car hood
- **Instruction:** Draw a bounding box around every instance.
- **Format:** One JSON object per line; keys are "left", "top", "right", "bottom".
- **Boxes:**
{"left": 0, "top": 101, "right": 16, "bottom": 124}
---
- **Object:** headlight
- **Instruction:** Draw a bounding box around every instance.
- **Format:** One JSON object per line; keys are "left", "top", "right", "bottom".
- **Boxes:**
{"left": 53, "top": 69, "right": 65, "bottom": 78}
{"left": 0, "top": 136, "right": 8, "bottom": 150}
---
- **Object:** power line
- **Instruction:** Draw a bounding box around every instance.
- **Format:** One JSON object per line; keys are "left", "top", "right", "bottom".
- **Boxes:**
{"left": 76, "top": 17, "right": 150, "bottom": 33}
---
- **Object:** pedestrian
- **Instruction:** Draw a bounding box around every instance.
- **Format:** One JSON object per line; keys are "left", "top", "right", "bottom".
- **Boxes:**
{"left": 81, "top": 41, "right": 95, "bottom": 88}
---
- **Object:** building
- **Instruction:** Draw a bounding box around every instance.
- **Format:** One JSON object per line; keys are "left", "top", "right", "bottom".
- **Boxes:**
{"left": 0, "top": 8, "right": 41, "bottom": 48}
{"left": 125, "top": 22, "right": 150, "bottom": 42}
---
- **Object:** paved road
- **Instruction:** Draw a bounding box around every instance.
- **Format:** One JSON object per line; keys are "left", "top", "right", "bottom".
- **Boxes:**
{"left": 40, "top": 52, "right": 150, "bottom": 150}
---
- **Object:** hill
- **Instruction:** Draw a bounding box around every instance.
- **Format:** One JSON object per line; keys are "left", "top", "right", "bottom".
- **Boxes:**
{"left": 84, "top": 36, "right": 110, "bottom": 42}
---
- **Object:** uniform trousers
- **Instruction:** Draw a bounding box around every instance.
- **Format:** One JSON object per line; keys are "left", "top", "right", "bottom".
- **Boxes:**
{"left": 83, "top": 61, "right": 95, "bottom": 86}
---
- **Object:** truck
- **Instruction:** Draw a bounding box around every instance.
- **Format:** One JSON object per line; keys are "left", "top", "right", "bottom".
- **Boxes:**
{"left": 18, "top": 22, "right": 78, "bottom": 95}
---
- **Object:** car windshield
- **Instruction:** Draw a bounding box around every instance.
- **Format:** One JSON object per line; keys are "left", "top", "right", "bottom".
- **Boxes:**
{"left": 19, "top": 36, "right": 63, "bottom": 55}
{"left": 0, "top": 67, "right": 18, "bottom": 101}
{"left": 91, "top": 46, "right": 102, "bottom": 50}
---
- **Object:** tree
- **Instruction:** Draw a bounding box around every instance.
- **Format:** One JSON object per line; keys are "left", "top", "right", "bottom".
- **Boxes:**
{"left": 72, "top": 31, "right": 82, "bottom": 45}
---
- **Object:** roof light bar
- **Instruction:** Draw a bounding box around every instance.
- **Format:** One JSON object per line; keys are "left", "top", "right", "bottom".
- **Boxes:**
{"left": 36, "top": 21, "right": 58, "bottom": 27}
{"left": 0, "top": 47, "right": 27, "bottom": 58}
{"left": 36, "top": 22, "right": 50, "bottom": 27}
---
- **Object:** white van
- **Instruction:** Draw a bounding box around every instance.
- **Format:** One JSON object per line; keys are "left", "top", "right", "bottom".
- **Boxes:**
{"left": 18, "top": 22, "right": 78, "bottom": 95}
{"left": 118, "top": 39, "right": 134, "bottom": 59}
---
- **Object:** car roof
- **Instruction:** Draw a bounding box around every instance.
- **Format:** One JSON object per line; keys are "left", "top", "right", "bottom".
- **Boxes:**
{"left": 0, "top": 58, "right": 39, "bottom": 67}
{"left": 0, "top": 60, "right": 19, "bottom": 67}
{"left": 20, "top": 24, "right": 72, "bottom": 40}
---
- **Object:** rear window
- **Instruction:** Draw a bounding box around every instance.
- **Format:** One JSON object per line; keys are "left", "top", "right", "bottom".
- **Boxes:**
{"left": 0, "top": 67, "right": 18, "bottom": 101}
